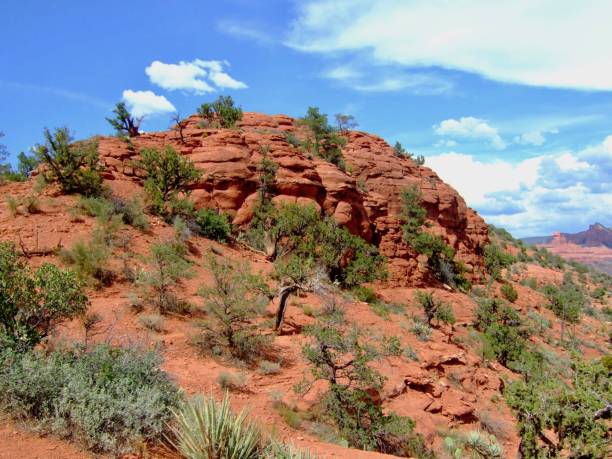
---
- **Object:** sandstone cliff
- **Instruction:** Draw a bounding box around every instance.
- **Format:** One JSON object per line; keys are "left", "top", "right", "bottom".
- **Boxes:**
{"left": 97, "top": 112, "right": 489, "bottom": 285}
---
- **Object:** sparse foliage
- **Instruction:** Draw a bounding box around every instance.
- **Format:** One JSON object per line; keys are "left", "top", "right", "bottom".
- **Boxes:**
{"left": 334, "top": 113, "right": 358, "bottom": 132}
{"left": 136, "top": 242, "right": 193, "bottom": 314}
{"left": 415, "top": 291, "right": 455, "bottom": 327}
{"left": 198, "top": 255, "right": 270, "bottom": 363}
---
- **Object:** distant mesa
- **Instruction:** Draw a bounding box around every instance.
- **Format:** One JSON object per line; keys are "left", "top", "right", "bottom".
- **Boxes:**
{"left": 522, "top": 223, "right": 612, "bottom": 274}
{"left": 522, "top": 223, "right": 612, "bottom": 249}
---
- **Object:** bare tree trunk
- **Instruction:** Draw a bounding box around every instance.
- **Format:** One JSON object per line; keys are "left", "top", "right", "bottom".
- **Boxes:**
{"left": 275, "top": 285, "right": 297, "bottom": 331}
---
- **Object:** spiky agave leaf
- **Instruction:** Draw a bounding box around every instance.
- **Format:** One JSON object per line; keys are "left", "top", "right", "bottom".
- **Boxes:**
{"left": 170, "top": 392, "right": 261, "bottom": 459}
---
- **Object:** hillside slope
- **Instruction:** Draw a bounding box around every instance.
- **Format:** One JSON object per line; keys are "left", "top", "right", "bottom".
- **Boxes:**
{"left": 0, "top": 112, "right": 610, "bottom": 459}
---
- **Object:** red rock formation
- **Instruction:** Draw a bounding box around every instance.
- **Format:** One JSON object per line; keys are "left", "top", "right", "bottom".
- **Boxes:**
{"left": 96, "top": 112, "right": 489, "bottom": 285}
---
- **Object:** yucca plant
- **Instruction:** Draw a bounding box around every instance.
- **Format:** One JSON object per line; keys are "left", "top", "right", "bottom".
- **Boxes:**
{"left": 170, "top": 393, "right": 262, "bottom": 459}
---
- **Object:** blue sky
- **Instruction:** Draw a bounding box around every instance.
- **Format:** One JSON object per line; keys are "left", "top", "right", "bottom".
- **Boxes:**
{"left": 1, "top": 0, "right": 611, "bottom": 237}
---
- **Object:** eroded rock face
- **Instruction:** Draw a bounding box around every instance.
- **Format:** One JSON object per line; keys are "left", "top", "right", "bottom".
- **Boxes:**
{"left": 97, "top": 112, "right": 488, "bottom": 285}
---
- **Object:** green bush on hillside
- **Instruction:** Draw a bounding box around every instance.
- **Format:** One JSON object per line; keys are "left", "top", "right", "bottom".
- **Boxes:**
{"left": 473, "top": 298, "right": 530, "bottom": 368}
{"left": 301, "top": 318, "right": 432, "bottom": 456}
{"left": 198, "top": 95, "right": 243, "bottom": 128}
{"left": 34, "top": 127, "right": 103, "bottom": 196}
{"left": 483, "top": 244, "right": 515, "bottom": 281}
{"left": 505, "top": 357, "right": 611, "bottom": 458}
{"left": 194, "top": 208, "right": 232, "bottom": 242}
{"left": 197, "top": 255, "right": 271, "bottom": 363}
{"left": 0, "top": 242, "right": 88, "bottom": 351}
{"left": 139, "top": 145, "right": 202, "bottom": 218}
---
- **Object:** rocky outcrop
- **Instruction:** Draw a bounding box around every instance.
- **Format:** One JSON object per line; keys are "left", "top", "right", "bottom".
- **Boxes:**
{"left": 96, "top": 112, "right": 489, "bottom": 285}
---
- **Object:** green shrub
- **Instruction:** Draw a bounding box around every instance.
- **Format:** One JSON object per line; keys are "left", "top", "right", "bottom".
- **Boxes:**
{"left": 542, "top": 278, "right": 586, "bottom": 324}
{"left": 505, "top": 358, "right": 610, "bottom": 458}
{"left": 139, "top": 146, "right": 201, "bottom": 218}
{"left": 473, "top": 298, "right": 530, "bottom": 368}
{"left": 6, "top": 195, "right": 19, "bottom": 216}
{"left": 403, "top": 345, "right": 420, "bottom": 361}
{"left": 194, "top": 208, "right": 232, "bottom": 241}
{"left": 34, "top": 127, "right": 103, "bottom": 196}
{"left": 136, "top": 242, "right": 193, "bottom": 314}
{"left": 198, "top": 255, "right": 271, "bottom": 363}
{"left": 382, "top": 336, "right": 402, "bottom": 356}
{"left": 60, "top": 236, "right": 114, "bottom": 288}
{"left": 400, "top": 186, "right": 461, "bottom": 285}
{"left": 483, "top": 244, "right": 515, "bottom": 281}
{"left": 500, "top": 283, "right": 518, "bottom": 303}
{"left": 0, "top": 242, "right": 88, "bottom": 351}
{"left": 110, "top": 195, "right": 149, "bottom": 231}
{"left": 409, "top": 320, "right": 432, "bottom": 341}
{"left": 353, "top": 285, "right": 378, "bottom": 303}
{"left": 198, "top": 95, "right": 243, "bottom": 128}
{"left": 171, "top": 393, "right": 261, "bottom": 459}
{"left": 0, "top": 345, "right": 179, "bottom": 455}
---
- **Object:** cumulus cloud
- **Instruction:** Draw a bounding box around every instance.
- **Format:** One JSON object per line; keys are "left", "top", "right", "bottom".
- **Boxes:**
{"left": 145, "top": 59, "right": 247, "bottom": 94}
{"left": 514, "top": 128, "right": 559, "bottom": 146}
{"left": 287, "top": 0, "right": 612, "bottom": 90}
{"left": 426, "top": 136, "right": 612, "bottom": 236}
{"left": 121, "top": 90, "right": 175, "bottom": 118}
{"left": 434, "top": 117, "right": 506, "bottom": 150}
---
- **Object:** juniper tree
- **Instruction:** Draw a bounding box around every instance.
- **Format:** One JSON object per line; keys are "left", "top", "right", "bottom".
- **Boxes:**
{"left": 106, "top": 102, "right": 141, "bottom": 137}
{"left": 139, "top": 146, "right": 201, "bottom": 217}
{"left": 334, "top": 113, "right": 358, "bottom": 133}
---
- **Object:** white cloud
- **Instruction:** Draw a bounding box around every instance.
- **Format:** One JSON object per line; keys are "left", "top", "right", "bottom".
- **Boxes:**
{"left": 514, "top": 128, "right": 559, "bottom": 146}
{"left": 434, "top": 117, "right": 506, "bottom": 150}
{"left": 121, "top": 90, "right": 175, "bottom": 118}
{"left": 145, "top": 59, "right": 247, "bottom": 94}
{"left": 426, "top": 135, "right": 612, "bottom": 236}
{"left": 288, "top": 0, "right": 612, "bottom": 90}
{"left": 196, "top": 60, "right": 248, "bottom": 90}
{"left": 323, "top": 64, "right": 452, "bottom": 94}
{"left": 434, "top": 139, "right": 457, "bottom": 148}
{"left": 217, "top": 20, "right": 273, "bottom": 45}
